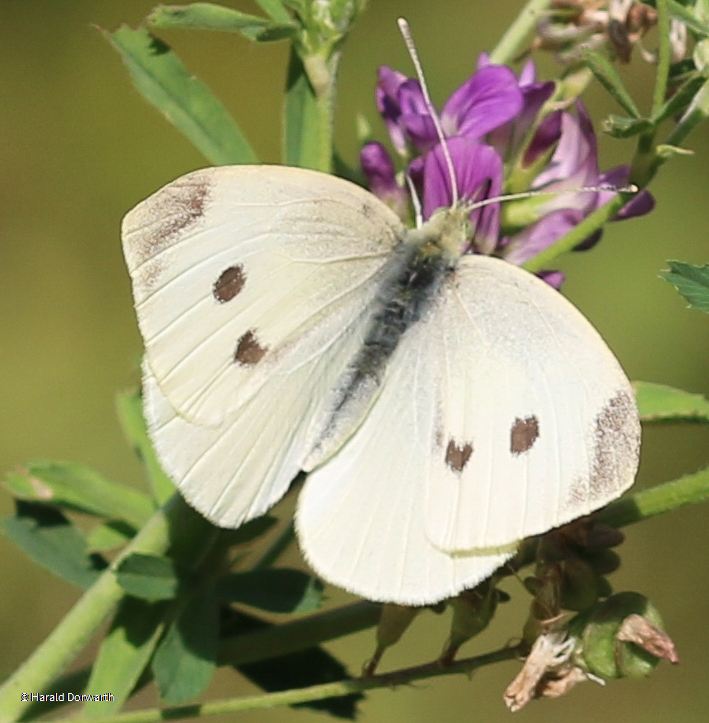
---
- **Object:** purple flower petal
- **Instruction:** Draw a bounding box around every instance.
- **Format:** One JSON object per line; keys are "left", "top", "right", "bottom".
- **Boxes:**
{"left": 376, "top": 67, "right": 428, "bottom": 154}
{"left": 488, "top": 82, "right": 557, "bottom": 162}
{"left": 597, "top": 166, "right": 656, "bottom": 219}
{"left": 503, "top": 209, "right": 583, "bottom": 265}
{"left": 522, "top": 108, "right": 562, "bottom": 166}
{"left": 518, "top": 59, "right": 537, "bottom": 86}
{"left": 441, "top": 66, "right": 524, "bottom": 139}
{"left": 537, "top": 270, "right": 565, "bottom": 289}
{"left": 521, "top": 103, "right": 602, "bottom": 226}
{"left": 422, "top": 137, "right": 503, "bottom": 253}
{"left": 360, "top": 141, "right": 409, "bottom": 219}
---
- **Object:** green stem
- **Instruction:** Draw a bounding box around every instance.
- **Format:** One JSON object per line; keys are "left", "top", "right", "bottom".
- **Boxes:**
{"left": 55, "top": 645, "right": 521, "bottom": 722}
{"left": 16, "top": 467, "right": 709, "bottom": 721}
{"left": 250, "top": 519, "right": 296, "bottom": 570}
{"left": 598, "top": 465, "right": 709, "bottom": 529}
{"left": 652, "top": 0, "right": 671, "bottom": 118}
{"left": 490, "top": 0, "right": 550, "bottom": 65}
{"left": 303, "top": 50, "right": 339, "bottom": 173}
{"left": 218, "top": 600, "right": 380, "bottom": 665}
{"left": 522, "top": 192, "right": 630, "bottom": 272}
{"left": 0, "top": 496, "right": 209, "bottom": 721}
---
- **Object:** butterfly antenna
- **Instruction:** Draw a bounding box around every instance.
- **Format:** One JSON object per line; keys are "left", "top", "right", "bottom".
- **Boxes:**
{"left": 468, "top": 183, "right": 639, "bottom": 212}
{"left": 404, "top": 172, "right": 424, "bottom": 227}
{"left": 397, "top": 18, "right": 459, "bottom": 207}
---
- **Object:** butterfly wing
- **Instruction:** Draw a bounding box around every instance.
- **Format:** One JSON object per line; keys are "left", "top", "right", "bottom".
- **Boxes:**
{"left": 422, "top": 254, "right": 640, "bottom": 552}
{"left": 297, "top": 254, "right": 639, "bottom": 604}
{"left": 296, "top": 270, "right": 518, "bottom": 605}
{"left": 122, "top": 165, "right": 404, "bottom": 525}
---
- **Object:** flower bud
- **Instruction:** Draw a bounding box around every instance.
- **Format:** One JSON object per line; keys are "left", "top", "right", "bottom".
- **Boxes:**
{"left": 576, "top": 592, "right": 677, "bottom": 680}
{"left": 364, "top": 604, "right": 420, "bottom": 675}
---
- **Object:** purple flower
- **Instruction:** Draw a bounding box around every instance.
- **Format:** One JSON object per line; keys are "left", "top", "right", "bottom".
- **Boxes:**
{"left": 418, "top": 137, "right": 503, "bottom": 253}
{"left": 376, "top": 64, "right": 523, "bottom": 156}
{"left": 361, "top": 57, "right": 654, "bottom": 283}
{"left": 359, "top": 141, "right": 409, "bottom": 220}
{"left": 502, "top": 103, "right": 654, "bottom": 269}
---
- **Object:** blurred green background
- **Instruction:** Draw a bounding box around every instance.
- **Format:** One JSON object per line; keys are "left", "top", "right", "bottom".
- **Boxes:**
{"left": 1, "top": 1, "right": 708, "bottom": 721}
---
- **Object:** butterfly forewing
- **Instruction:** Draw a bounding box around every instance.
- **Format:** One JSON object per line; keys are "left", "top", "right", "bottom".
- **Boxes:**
{"left": 123, "top": 165, "right": 404, "bottom": 526}
{"left": 122, "top": 166, "right": 403, "bottom": 427}
{"left": 420, "top": 254, "right": 640, "bottom": 552}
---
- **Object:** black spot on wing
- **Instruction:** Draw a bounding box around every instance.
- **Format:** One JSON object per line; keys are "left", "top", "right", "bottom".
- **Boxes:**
{"left": 213, "top": 265, "right": 245, "bottom": 302}
{"left": 510, "top": 416, "right": 540, "bottom": 455}
{"left": 234, "top": 330, "right": 267, "bottom": 366}
{"left": 445, "top": 439, "right": 473, "bottom": 473}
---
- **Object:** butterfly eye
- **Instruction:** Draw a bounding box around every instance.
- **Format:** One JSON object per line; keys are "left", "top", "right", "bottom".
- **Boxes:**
{"left": 213, "top": 265, "right": 246, "bottom": 303}
{"left": 510, "top": 416, "right": 540, "bottom": 455}
{"left": 234, "top": 330, "right": 268, "bottom": 366}
{"left": 445, "top": 439, "right": 474, "bottom": 473}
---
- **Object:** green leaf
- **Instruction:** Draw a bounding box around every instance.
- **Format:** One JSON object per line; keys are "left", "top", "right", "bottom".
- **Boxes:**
{"left": 662, "top": 260, "right": 709, "bottom": 312}
{"left": 82, "top": 597, "right": 168, "bottom": 716}
{"left": 0, "top": 502, "right": 105, "bottom": 589}
{"left": 3, "top": 460, "right": 153, "bottom": 529}
{"left": 116, "top": 553, "right": 180, "bottom": 601}
{"left": 283, "top": 46, "right": 321, "bottom": 168}
{"left": 116, "top": 390, "right": 175, "bottom": 505}
{"left": 148, "top": 3, "right": 297, "bottom": 41}
{"left": 86, "top": 520, "right": 136, "bottom": 551}
{"left": 104, "top": 25, "right": 258, "bottom": 165}
{"left": 668, "top": 0, "right": 709, "bottom": 37}
{"left": 651, "top": 73, "right": 707, "bottom": 125}
{"left": 634, "top": 382, "right": 709, "bottom": 423}
{"left": 218, "top": 568, "right": 324, "bottom": 613}
{"left": 223, "top": 608, "right": 363, "bottom": 719}
{"left": 255, "top": 0, "right": 292, "bottom": 23}
{"left": 153, "top": 586, "right": 220, "bottom": 703}
{"left": 602, "top": 115, "right": 653, "bottom": 138}
{"left": 584, "top": 50, "right": 640, "bottom": 118}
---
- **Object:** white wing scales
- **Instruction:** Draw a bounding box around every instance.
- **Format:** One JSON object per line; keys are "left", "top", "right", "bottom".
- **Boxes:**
{"left": 122, "top": 166, "right": 402, "bottom": 426}
{"left": 297, "top": 315, "right": 516, "bottom": 604}
{"left": 123, "top": 165, "right": 640, "bottom": 604}
{"left": 297, "top": 254, "right": 639, "bottom": 603}
{"left": 123, "top": 165, "right": 404, "bottom": 526}
{"left": 420, "top": 255, "right": 640, "bottom": 552}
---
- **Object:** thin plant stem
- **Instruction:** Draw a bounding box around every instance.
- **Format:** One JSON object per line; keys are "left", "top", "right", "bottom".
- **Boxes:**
{"left": 489, "top": 0, "right": 550, "bottom": 65}
{"left": 53, "top": 645, "right": 522, "bottom": 722}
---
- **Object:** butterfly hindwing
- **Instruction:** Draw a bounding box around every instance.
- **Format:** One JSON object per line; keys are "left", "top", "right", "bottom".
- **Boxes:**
{"left": 297, "top": 301, "right": 516, "bottom": 604}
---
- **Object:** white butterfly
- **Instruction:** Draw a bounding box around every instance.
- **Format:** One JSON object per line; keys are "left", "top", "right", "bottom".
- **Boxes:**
{"left": 122, "top": 163, "right": 640, "bottom": 605}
